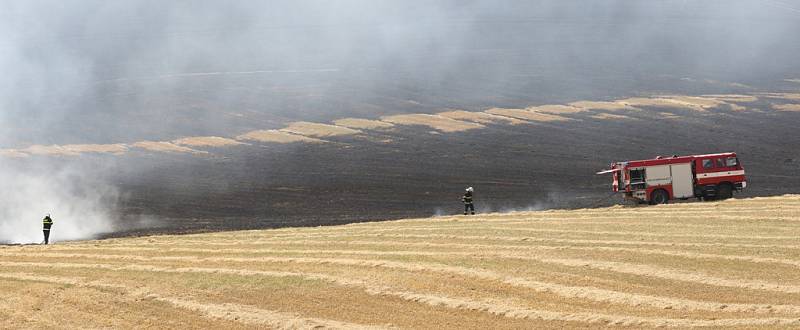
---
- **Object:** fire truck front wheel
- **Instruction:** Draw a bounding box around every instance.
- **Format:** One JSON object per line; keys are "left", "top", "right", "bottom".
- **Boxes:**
{"left": 718, "top": 183, "right": 733, "bottom": 200}
{"left": 649, "top": 189, "right": 669, "bottom": 205}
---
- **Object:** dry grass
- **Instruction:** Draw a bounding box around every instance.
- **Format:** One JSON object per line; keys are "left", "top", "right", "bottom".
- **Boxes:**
{"left": 236, "top": 130, "right": 325, "bottom": 144}
{"left": 4, "top": 195, "right": 800, "bottom": 329}
{"left": 663, "top": 96, "right": 728, "bottom": 109}
{"left": 757, "top": 93, "right": 800, "bottom": 101}
{"left": 14, "top": 144, "right": 127, "bottom": 156}
{"left": 701, "top": 94, "right": 759, "bottom": 103}
{"left": 281, "top": 122, "right": 361, "bottom": 137}
{"left": 590, "top": 113, "right": 631, "bottom": 120}
{"left": 173, "top": 136, "right": 245, "bottom": 147}
{"left": 333, "top": 118, "right": 395, "bottom": 130}
{"left": 18, "top": 145, "right": 82, "bottom": 156}
{"left": 567, "top": 101, "right": 636, "bottom": 112}
{"left": 65, "top": 144, "right": 129, "bottom": 155}
{"left": 616, "top": 96, "right": 727, "bottom": 112}
{"left": 132, "top": 141, "right": 201, "bottom": 154}
{"left": 772, "top": 104, "right": 800, "bottom": 112}
{"left": 615, "top": 97, "right": 686, "bottom": 109}
{"left": 484, "top": 108, "right": 570, "bottom": 122}
{"left": 528, "top": 104, "right": 587, "bottom": 114}
{"left": 658, "top": 112, "right": 682, "bottom": 119}
{"left": 380, "top": 114, "right": 484, "bottom": 132}
{"left": 0, "top": 149, "right": 28, "bottom": 158}
{"left": 437, "top": 110, "right": 525, "bottom": 125}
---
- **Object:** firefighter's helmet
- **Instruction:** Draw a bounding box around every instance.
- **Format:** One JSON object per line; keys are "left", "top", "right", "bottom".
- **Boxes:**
{"left": 466, "top": 187, "right": 473, "bottom": 192}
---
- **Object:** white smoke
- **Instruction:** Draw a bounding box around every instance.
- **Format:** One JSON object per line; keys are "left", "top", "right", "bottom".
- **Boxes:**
{"left": 0, "top": 161, "right": 119, "bottom": 244}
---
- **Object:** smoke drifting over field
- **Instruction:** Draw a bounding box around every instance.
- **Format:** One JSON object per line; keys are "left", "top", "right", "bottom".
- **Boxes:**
{"left": 2, "top": 0, "right": 799, "bottom": 147}
{"left": 0, "top": 161, "right": 119, "bottom": 244}
{"left": 1, "top": 1, "right": 799, "bottom": 238}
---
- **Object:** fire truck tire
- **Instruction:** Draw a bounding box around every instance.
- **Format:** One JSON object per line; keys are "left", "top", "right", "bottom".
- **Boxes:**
{"left": 650, "top": 189, "right": 669, "bottom": 205}
{"left": 718, "top": 184, "right": 733, "bottom": 200}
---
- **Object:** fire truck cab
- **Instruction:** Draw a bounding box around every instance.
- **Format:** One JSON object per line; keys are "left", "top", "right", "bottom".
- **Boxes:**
{"left": 599, "top": 152, "right": 746, "bottom": 204}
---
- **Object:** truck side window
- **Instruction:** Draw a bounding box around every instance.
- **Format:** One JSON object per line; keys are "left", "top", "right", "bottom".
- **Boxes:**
{"left": 715, "top": 158, "right": 725, "bottom": 168}
{"left": 702, "top": 159, "right": 714, "bottom": 169}
{"left": 726, "top": 157, "right": 738, "bottom": 167}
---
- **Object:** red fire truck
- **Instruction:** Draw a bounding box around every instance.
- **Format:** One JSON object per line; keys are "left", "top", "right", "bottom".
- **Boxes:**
{"left": 597, "top": 152, "right": 746, "bottom": 204}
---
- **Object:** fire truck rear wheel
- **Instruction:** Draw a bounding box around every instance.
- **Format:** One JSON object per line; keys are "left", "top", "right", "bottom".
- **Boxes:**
{"left": 718, "top": 184, "right": 733, "bottom": 200}
{"left": 650, "top": 189, "right": 669, "bottom": 205}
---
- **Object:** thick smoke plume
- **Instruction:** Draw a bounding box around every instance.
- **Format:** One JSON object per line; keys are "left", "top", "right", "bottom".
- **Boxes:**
{"left": 2, "top": 1, "right": 799, "bottom": 148}
{"left": 1, "top": 1, "right": 799, "bottom": 240}
{"left": 0, "top": 161, "right": 120, "bottom": 244}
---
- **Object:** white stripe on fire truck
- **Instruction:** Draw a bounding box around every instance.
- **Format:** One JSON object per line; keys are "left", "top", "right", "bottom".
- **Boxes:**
{"left": 697, "top": 170, "right": 745, "bottom": 179}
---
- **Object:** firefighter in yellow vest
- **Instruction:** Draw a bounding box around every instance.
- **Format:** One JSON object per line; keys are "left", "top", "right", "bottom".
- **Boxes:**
{"left": 42, "top": 214, "right": 54, "bottom": 245}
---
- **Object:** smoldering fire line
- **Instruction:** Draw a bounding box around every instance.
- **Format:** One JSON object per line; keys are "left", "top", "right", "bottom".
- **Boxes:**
{"left": 0, "top": 162, "right": 159, "bottom": 244}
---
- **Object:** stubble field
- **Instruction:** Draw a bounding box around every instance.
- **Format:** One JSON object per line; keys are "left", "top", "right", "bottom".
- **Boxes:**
{"left": 2, "top": 195, "right": 800, "bottom": 329}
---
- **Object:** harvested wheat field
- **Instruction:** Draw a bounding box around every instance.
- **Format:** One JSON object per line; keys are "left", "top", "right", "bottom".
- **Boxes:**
{"left": 3, "top": 195, "right": 800, "bottom": 329}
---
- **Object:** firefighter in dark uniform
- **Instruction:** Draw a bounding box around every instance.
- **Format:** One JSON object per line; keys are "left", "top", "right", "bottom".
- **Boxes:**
{"left": 462, "top": 187, "right": 475, "bottom": 215}
{"left": 42, "top": 214, "right": 54, "bottom": 245}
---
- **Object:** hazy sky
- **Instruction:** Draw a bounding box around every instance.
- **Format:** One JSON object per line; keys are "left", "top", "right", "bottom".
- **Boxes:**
{"left": 1, "top": 0, "right": 799, "bottom": 146}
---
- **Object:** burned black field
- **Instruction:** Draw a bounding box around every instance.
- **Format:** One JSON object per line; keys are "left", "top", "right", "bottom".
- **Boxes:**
{"left": 90, "top": 92, "right": 800, "bottom": 236}
{"left": 4, "top": 71, "right": 800, "bottom": 239}
{"left": 3, "top": 1, "right": 800, "bottom": 241}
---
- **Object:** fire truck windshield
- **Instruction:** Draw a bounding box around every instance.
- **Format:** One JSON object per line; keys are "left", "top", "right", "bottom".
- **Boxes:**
{"left": 726, "top": 157, "right": 738, "bottom": 167}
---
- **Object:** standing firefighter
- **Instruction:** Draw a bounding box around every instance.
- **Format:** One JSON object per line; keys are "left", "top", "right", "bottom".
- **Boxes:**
{"left": 42, "top": 214, "right": 54, "bottom": 245}
{"left": 462, "top": 187, "right": 475, "bottom": 215}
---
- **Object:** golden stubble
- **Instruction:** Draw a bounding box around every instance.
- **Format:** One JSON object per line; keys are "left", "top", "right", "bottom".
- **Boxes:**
{"left": 772, "top": 104, "right": 800, "bottom": 112}
{"left": 0, "top": 149, "right": 29, "bottom": 158}
{"left": 17, "top": 144, "right": 129, "bottom": 156}
{"left": 132, "top": 141, "right": 201, "bottom": 154}
{"left": 380, "top": 114, "right": 485, "bottom": 132}
{"left": 437, "top": 110, "right": 525, "bottom": 125}
{"left": 281, "top": 122, "right": 362, "bottom": 137}
{"left": 590, "top": 113, "right": 632, "bottom": 120}
{"left": 484, "top": 108, "right": 571, "bottom": 122}
{"left": 173, "top": 136, "right": 245, "bottom": 147}
{"left": 568, "top": 101, "right": 637, "bottom": 112}
{"left": 757, "top": 93, "right": 800, "bottom": 101}
{"left": 3, "top": 195, "right": 800, "bottom": 328}
{"left": 616, "top": 96, "right": 727, "bottom": 112}
{"left": 528, "top": 104, "right": 587, "bottom": 114}
{"left": 235, "top": 130, "right": 325, "bottom": 144}
{"left": 333, "top": 118, "right": 395, "bottom": 130}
